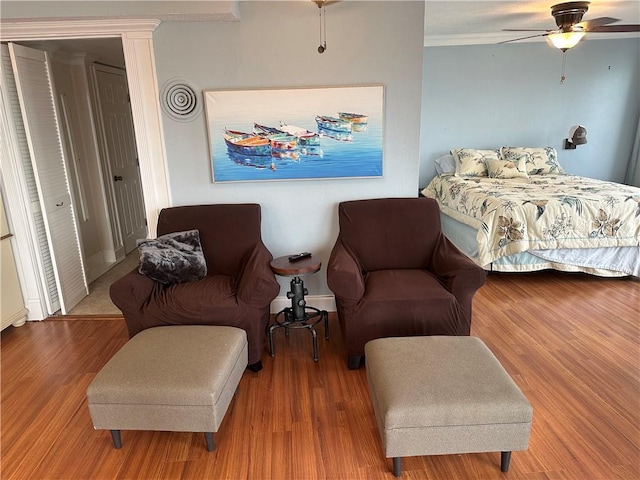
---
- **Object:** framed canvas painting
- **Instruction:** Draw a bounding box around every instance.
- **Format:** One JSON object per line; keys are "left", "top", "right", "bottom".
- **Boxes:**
{"left": 204, "top": 85, "right": 384, "bottom": 182}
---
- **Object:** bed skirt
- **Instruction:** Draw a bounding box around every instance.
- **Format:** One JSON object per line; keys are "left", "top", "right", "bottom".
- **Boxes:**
{"left": 440, "top": 213, "right": 638, "bottom": 278}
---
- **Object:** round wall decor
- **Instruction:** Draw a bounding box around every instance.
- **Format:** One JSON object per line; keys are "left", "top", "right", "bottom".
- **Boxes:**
{"left": 160, "top": 79, "right": 202, "bottom": 122}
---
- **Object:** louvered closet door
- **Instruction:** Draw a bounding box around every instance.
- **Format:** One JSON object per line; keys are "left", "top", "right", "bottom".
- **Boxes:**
{"left": 0, "top": 44, "right": 60, "bottom": 314}
{"left": 8, "top": 43, "right": 88, "bottom": 314}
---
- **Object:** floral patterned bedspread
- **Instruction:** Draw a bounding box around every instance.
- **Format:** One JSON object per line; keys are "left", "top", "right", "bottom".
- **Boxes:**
{"left": 422, "top": 174, "right": 640, "bottom": 266}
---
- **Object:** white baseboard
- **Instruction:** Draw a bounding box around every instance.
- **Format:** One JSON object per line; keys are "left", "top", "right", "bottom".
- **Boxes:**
{"left": 270, "top": 294, "right": 336, "bottom": 314}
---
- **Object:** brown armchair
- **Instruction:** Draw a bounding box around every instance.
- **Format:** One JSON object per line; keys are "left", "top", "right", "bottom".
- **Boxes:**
{"left": 327, "top": 198, "right": 486, "bottom": 369}
{"left": 110, "top": 204, "right": 280, "bottom": 371}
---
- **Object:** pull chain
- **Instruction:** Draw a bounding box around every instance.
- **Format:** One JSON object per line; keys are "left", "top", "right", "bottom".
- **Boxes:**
{"left": 560, "top": 51, "right": 566, "bottom": 84}
{"left": 318, "top": 5, "right": 327, "bottom": 53}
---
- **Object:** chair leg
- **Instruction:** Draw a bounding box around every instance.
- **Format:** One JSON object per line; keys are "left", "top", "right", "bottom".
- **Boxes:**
{"left": 392, "top": 457, "right": 402, "bottom": 477}
{"left": 347, "top": 355, "right": 363, "bottom": 370}
{"left": 205, "top": 432, "right": 214, "bottom": 451}
{"left": 501, "top": 451, "right": 511, "bottom": 472}
{"left": 247, "top": 361, "right": 263, "bottom": 372}
{"left": 110, "top": 430, "right": 122, "bottom": 449}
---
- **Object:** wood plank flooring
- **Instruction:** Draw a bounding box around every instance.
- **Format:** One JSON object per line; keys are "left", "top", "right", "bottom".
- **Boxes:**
{"left": 1, "top": 271, "right": 639, "bottom": 479}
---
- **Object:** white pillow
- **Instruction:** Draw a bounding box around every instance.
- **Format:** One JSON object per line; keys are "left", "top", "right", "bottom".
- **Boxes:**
{"left": 434, "top": 154, "right": 455, "bottom": 175}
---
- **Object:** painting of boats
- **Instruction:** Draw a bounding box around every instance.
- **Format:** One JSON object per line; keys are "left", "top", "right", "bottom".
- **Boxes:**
{"left": 205, "top": 85, "right": 384, "bottom": 182}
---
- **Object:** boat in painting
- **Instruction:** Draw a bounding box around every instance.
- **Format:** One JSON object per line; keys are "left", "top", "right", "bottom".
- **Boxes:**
{"left": 338, "top": 112, "right": 368, "bottom": 124}
{"left": 223, "top": 129, "right": 271, "bottom": 156}
{"left": 253, "top": 123, "right": 299, "bottom": 152}
{"left": 338, "top": 112, "right": 368, "bottom": 132}
{"left": 315, "top": 115, "right": 352, "bottom": 133}
{"left": 279, "top": 123, "right": 322, "bottom": 147}
{"left": 253, "top": 124, "right": 301, "bottom": 160}
{"left": 317, "top": 126, "right": 352, "bottom": 142}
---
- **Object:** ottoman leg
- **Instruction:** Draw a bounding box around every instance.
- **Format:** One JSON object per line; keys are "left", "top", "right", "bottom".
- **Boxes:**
{"left": 501, "top": 451, "right": 511, "bottom": 472}
{"left": 347, "top": 355, "right": 363, "bottom": 370}
{"left": 110, "top": 430, "right": 122, "bottom": 449}
{"left": 205, "top": 432, "right": 214, "bottom": 452}
{"left": 392, "top": 457, "right": 402, "bottom": 477}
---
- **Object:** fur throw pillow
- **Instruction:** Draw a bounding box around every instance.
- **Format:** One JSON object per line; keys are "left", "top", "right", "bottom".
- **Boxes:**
{"left": 137, "top": 229, "right": 207, "bottom": 284}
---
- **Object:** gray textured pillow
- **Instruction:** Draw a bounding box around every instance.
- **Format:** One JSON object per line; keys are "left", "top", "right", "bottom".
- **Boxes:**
{"left": 137, "top": 229, "right": 207, "bottom": 284}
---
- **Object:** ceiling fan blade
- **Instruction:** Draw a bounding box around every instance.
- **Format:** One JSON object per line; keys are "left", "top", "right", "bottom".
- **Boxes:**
{"left": 502, "top": 28, "right": 554, "bottom": 32}
{"left": 577, "top": 17, "right": 620, "bottom": 29}
{"left": 497, "top": 32, "right": 550, "bottom": 45}
{"left": 585, "top": 24, "right": 640, "bottom": 33}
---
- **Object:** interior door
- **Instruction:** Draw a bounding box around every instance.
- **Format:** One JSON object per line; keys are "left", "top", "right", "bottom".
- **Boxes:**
{"left": 93, "top": 64, "right": 147, "bottom": 254}
{"left": 8, "top": 43, "right": 88, "bottom": 313}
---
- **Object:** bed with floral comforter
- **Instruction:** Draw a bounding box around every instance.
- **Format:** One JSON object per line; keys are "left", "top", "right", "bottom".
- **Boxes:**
{"left": 421, "top": 174, "right": 640, "bottom": 277}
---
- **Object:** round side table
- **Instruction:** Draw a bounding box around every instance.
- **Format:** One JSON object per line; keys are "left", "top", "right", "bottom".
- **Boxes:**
{"left": 269, "top": 255, "right": 329, "bottom": 362}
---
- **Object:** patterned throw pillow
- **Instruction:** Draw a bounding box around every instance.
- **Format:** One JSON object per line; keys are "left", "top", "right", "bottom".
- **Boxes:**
{"left": 451, "top": 148, "right": 498, "bottom": 177}
{"left": 500, "top": 147, "right": 564, "bottom": 175}
{"left": 138, "top": 229, "right": 207, "bottom": 284}
{"left": 486, "top": 158, "right": 529, "bottom": 179}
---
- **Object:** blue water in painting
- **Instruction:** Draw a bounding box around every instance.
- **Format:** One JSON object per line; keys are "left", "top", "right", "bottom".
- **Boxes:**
{"left": 211, "top": 111, "right": 383, "bottom": 182}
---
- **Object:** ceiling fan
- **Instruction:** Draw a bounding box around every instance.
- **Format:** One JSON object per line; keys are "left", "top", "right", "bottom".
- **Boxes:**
{"left": 500, "top": 1, "right": 640, "bottom": 51}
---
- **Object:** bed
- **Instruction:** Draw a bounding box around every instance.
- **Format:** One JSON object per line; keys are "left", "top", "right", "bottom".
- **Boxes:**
{"left": 421, "top": 148, "right": 640, "bottom": 277}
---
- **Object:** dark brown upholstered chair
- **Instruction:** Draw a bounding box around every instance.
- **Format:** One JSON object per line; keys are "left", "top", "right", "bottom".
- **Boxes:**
{"left": 327, "top": 198, "right": 486, "bottom": 369}
{"left": 110, "top": 204, "right": 280, "bottom": 371}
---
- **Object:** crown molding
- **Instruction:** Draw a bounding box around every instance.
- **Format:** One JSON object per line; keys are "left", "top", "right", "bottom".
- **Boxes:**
{"left": 0, "top": 18, "right": 161, "bottom": 41}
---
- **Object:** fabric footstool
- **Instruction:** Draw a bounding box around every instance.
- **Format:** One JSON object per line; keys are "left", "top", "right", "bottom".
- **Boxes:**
{"left": 87, "top": 325, "right": 248, "bottom": 451}
{"left": 365, "top": 336, "right": 532, "bottom": 476}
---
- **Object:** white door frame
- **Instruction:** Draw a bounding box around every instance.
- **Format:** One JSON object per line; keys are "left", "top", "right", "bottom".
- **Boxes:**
{"left": 0, "top": 19, "right": 171, "bottom": 320}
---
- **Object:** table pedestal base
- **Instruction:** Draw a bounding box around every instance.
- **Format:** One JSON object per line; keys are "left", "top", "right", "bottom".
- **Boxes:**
{"left": 268, "top": 276, "right": 329, "bottom": 362}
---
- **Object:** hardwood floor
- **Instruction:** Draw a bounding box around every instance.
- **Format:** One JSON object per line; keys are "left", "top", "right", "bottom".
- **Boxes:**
{"left": 1, "top": 271, "right": 638, "bottom": 479}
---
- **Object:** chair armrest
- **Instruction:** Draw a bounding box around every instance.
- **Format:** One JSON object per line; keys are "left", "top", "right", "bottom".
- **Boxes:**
{"left": 327, "top": 239, "right": 365, "bottom": 306}
{"left": 237, "top": 244, "right": 280, "bottom": 308}
{"left": 109, "top": 267, "right": 157, "bottom": 314}
{"left": 430, "top": 233, "right": 486, "bottom": 301}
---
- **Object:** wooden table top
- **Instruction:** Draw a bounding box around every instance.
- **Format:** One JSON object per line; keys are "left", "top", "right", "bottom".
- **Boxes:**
{"left": 270, "top": 255, "right": 321, "bottom": 277}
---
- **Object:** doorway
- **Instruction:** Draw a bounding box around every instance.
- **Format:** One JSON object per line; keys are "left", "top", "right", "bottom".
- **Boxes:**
{"left": 0, "top": 20, "right": 170, "bottom": 320}
{"left": 2, "top": 21, "right": 168, "bottom": 320}
{"left": 2, "top": 39, "right": 146, "bottom": 314}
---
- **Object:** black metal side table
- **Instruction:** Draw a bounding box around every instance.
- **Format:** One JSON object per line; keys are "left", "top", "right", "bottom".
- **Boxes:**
{"left": 268, "top": 255, "right": 329, "bottom": 362}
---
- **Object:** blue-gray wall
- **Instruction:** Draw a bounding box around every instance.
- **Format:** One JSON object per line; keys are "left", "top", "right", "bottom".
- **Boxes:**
{"left": 419, "top": 38, "right": 640, "bottom": 187}
{"left": 153, "top": 1, "right": 425, "bottom": 296}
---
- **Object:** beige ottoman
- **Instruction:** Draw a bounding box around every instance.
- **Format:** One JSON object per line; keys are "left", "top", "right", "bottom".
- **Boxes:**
{"left": 87, "top": 325, "right": 247, "bottom": 451}
{"left": 365, "top": 336, "right": 532, "bottom": 476}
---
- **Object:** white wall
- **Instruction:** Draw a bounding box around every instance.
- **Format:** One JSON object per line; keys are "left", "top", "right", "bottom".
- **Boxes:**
{"left": 153, "top": 1, "right": 425, "bottom": 296}
{"left": 419, "top": 38, "right": 640, "bottom": 187}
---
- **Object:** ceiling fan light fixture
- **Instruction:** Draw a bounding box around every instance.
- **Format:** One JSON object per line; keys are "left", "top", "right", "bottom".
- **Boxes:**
{"left": 546, "top": 30, "right": 586, "bottom": 50}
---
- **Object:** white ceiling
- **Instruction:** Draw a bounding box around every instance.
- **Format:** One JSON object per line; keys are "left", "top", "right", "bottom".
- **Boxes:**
{"left": 11, "top": 1, "right": 640, "bottom": 65}
{"left": 424, "top": 0, "right": 640, "bottom": 46}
